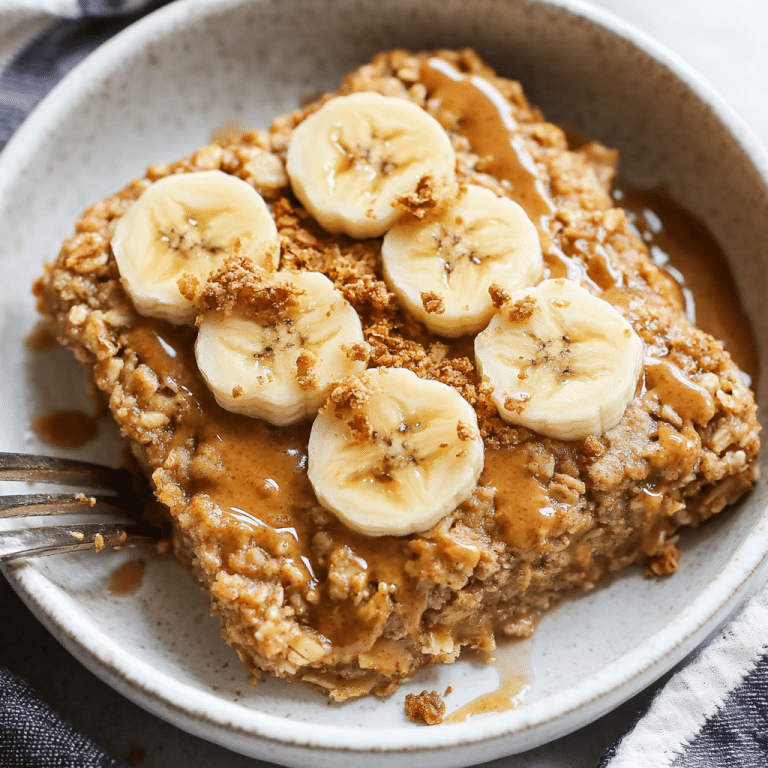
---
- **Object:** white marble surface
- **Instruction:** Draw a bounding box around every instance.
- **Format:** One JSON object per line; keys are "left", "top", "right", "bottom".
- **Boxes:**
{"left": 1, "top": 1, "right": 766, "bottom": 767}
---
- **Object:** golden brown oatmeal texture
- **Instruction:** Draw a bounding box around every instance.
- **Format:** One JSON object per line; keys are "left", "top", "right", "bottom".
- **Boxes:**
{"left": 35, "top": 48, "right": 760, "bottom": 704}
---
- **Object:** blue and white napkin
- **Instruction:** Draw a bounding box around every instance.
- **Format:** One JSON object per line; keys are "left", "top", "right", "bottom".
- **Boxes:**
{"left": 0, "top": 0, "right": 167, "bottom": 150}
{"left": 1, "top": 2, "right": 768, "bottom": 766}
{"left": 598, "top": 586, "right": 768, "bottom": 768}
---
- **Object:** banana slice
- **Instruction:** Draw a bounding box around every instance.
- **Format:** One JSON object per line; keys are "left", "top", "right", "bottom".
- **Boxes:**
{"left": 308, "top": 367, "right": 484, "bottom": 536}
{"left": 475, "top": 278, "right": 644, "bottom": 440}
{"left": 111, "top": 170, "right": 280, "bottom": 324}
{"left": 286, "top": 92, "right": 457, "bottom": 239}
{"left": 195, "top": 270, "right": 367, "bottom": 426}
{"left": 381, "top": 184, "right": 544, "bottom": 337}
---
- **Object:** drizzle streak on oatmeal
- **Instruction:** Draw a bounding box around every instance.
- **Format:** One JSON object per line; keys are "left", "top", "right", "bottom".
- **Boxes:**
{"left": 419, "top": 58, "right": 555, "bottom": 233}
{"left": 482, "top": 447, "right": 562, "bottom": 550}
{"left": 125, "top": 323, "right": 427, "bottom": 653}
{"left": 644, "top": 358, "right": 715, "bottom": 426}
{"left": 418, "top": 57, "right": 585, "bottom": 286}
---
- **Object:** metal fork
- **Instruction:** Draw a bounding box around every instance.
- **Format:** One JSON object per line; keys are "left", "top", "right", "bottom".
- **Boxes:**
{"left": 0, "top": 452, "right": 149, "bottom": 562}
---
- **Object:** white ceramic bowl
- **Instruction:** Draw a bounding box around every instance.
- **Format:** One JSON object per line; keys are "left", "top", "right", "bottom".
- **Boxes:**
{"left": 1, "top": 1, "right": 767, "bottom": 766}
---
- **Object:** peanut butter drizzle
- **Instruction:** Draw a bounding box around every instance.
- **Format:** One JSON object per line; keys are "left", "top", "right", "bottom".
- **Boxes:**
{"left": 32, "top": 409, "right": 99, "bottom": 449}
{"left": 444, "top": 639, "right": 532, "bottom": 723}
{"left": 419, "top": 58, "right": 555, "bottom": 232}
{"left": 417, "top": 58, "right": 583, "bottom": 284}
{"left": 109, "top": 558, "right": 146, "bottom": 595}
{"left": 126, "top": 322, "right": 423, "bottom": 654}
{"left": 616, "top": 183, "right": 759, "bottom": 386}
{"left": 481, "top": 446, "right": 560, "bottom": 550}
{"left": 444, "top": 669, "right": 528, "bottom": 723}
{"left": 644, "top": 357, "right": 715, "bottom": 426}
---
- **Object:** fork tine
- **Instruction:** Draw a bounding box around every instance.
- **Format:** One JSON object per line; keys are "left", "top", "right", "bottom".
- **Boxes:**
{"left": 0, "top": 493, "right": 128, "bottom": 518}
{"left": 0, "top": 522, "right": 142, "bottom": 562}
{"left": 0, "top": 452, "right": 131, "bottom": 491}
{"left": 0, "top": 453, "right": 153, "bottom": 560}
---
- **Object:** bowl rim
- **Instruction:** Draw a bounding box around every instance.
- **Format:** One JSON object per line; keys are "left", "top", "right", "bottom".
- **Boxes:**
{"left": 2, "top": 0, "right": 768, "bottom": 761}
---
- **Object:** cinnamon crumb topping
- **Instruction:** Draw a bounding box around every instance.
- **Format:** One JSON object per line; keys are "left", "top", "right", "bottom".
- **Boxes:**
{"left": 394, "top": 175, "right": 454, "bottom": 218}
{"left": 505, "top": 296, "right": 537, "bottom": 322}
{"left": 325, "top": 375, "right": 375, "bottom": 440}
{"left": 504, "top": 393, "right": 531, "bottom": 414}
{"left": 421, "top": 290, "right": 445, "bottom": 315}
{"left": 341, "top": 341, "right": 371, "bottom": 362}
{"left": 296, "top": 350, "right": 320, "bottom": 391}
{"left": 404, "top": 690, "right": 446, "bottom": 725}
{"left": 196, "top": 257, "right": 302, "bottom": 321}
{"left": 489, "top": 282, "right": 513, "bottom": 309}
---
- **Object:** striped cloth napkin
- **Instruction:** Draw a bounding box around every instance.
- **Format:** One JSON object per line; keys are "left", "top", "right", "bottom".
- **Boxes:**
{"left": 0, "top": 0, "right": 167, "bottom": 149}
{"left": 1, "top": 2, "right": 767, "bottom": 767}
{"left": 597, "top": 588, "right": 768, "bottom": 768}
